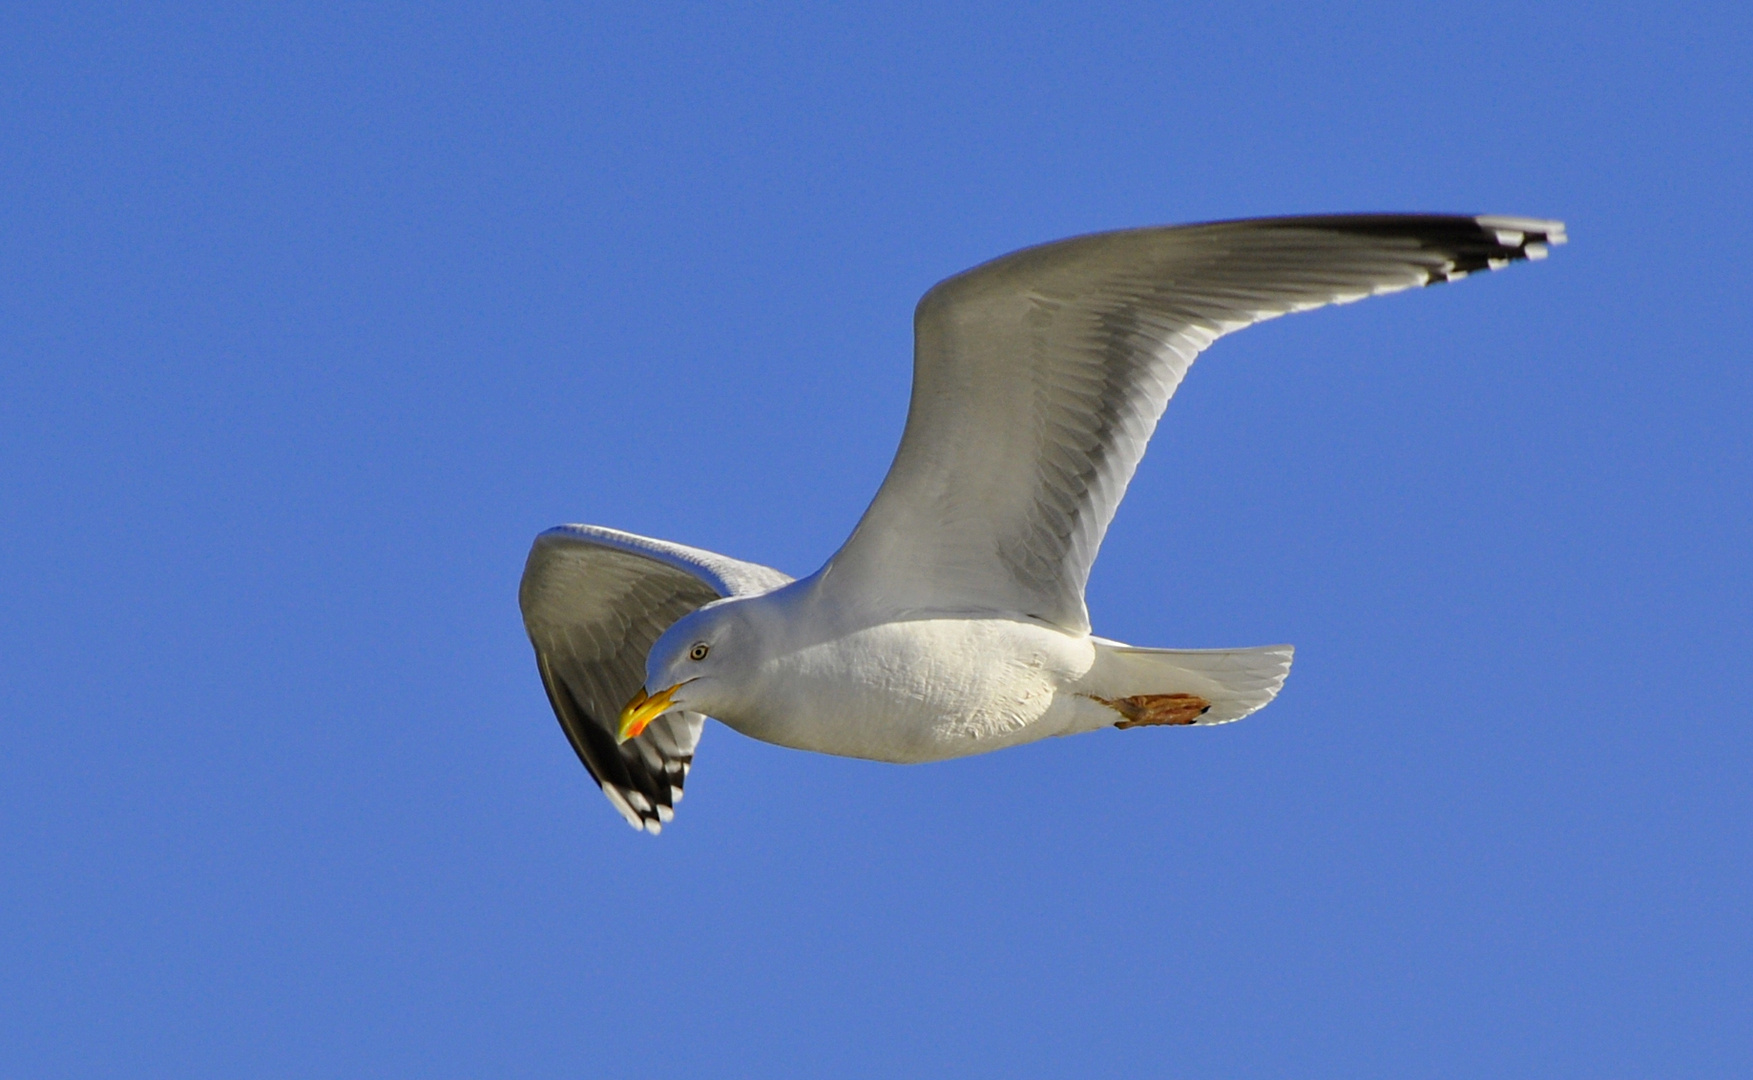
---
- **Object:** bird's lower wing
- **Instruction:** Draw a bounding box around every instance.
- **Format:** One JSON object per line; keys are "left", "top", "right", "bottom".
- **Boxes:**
{"left": 518, "top": 525, "right": 792, "bottom": 833}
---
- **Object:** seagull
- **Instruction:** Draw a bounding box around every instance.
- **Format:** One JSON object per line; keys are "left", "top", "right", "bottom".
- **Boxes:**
{"left": 519, "top": 213, "right": 1565, "bottom": 833}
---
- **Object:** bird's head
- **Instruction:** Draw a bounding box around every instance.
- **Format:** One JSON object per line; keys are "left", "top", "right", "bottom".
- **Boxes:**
{"left": 617, "top": 599, "right": 755, "bottom": 743}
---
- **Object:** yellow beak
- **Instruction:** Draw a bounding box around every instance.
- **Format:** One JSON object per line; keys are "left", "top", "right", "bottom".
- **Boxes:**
{"left": 617, "top": 684, "right": 681, "bottom": 744}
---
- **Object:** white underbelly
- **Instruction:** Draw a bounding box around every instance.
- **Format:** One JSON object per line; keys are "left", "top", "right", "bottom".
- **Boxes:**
{"left": 720, "top": 616, "right": 1101, "bottom": 763}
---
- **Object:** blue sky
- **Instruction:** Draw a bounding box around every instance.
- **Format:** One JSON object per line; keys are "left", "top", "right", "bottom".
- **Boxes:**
{"left": 3, "top": 3, "right": 1748, "bottom": 1076}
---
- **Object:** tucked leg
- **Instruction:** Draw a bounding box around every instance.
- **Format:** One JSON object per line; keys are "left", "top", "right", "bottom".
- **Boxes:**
{"left": 1092, "top": 693, "right": 1213, "bottom": 728}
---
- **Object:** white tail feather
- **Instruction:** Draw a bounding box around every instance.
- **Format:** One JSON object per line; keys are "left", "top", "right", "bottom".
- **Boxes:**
{"left": 1085, "top": 641, "right": 1294, "bottom": 726}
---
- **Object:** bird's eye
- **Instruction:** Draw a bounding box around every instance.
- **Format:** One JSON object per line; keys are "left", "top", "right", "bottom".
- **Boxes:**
{"left": 689, "top": 642, "right": 710, "bottom": 661}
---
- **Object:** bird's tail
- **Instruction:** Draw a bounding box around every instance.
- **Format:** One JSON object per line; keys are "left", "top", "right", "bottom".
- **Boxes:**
{"left": 1082, "top": 641, "right": 1294, "bottom": 727}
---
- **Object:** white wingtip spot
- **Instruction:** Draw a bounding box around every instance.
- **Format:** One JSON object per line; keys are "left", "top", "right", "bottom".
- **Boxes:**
{"left": 656, "top": 805, "right": 674, "bottom": 823}
{"left": 1475, "top": 214, "right": 1567, "bottom": 248}
{"left": 670, "top": 786, "right": 685, "bottom": 804}
{"left": 643, "top": 819, "right": 662, "bottom": 835}
{"left": 1526, "top": 243, "right": 1549, "bottom": 260}
{"left": 601, "top": 786, "right": 643, "bottom": 830}
{"left": 1492, "top": 229, "right": 1526, "bottom": 247}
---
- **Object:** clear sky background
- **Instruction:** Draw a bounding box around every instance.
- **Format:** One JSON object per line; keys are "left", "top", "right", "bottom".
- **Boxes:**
{"left": 4, "top": 3, "right": 1749, "bottom": 1076}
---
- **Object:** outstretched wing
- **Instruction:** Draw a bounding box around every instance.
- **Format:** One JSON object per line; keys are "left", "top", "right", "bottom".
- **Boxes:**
{"left": 518, "top": 525, "right": 792, "bottom": 833}
{"left": 822, "top": 214, "right": 1565, "bottom": 632}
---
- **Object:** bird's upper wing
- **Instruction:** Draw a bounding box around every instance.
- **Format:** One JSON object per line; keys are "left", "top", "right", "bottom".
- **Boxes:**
{"left": 821, "top": 214, "right": 1565, "bottom": 632}
{"left": 518, "top": 524, "right": 792, "bottom": 833}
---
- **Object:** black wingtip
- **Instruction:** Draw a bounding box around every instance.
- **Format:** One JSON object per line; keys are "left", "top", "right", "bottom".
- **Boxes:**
{"left": 1276, "top": 213, "right": 1566, "bottom": 285}
{"left": 535, "top": 651, "right": 682, "bottom": 834}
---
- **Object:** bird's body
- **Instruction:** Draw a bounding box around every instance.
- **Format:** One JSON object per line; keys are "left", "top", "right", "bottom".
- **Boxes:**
{"left": 680, "top": 585, "right": 1102, "bottom": 762}
{"left": 519, "top": 213, "right": 1565, "bottom": 832}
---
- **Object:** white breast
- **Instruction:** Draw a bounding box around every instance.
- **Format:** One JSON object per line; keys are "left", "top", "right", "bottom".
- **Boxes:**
{"left": 720, "top": 616, "right": 1098, "bottom": 763}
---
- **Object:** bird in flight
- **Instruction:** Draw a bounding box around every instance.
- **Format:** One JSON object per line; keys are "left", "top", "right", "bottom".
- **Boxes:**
{"left": 519, "top": 213, "right": 1565, "bottom": 833}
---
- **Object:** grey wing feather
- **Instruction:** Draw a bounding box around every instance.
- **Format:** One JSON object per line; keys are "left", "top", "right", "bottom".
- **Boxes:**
{"left": 518, "top": 525, "right": 791, "bottom": 833}
{"left": 823, "top": 213, "right": 1565, "bottom": 632}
